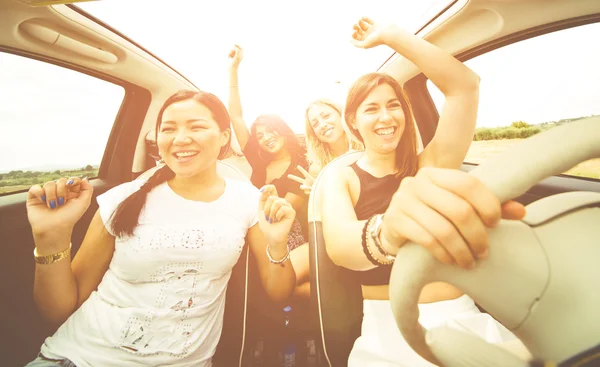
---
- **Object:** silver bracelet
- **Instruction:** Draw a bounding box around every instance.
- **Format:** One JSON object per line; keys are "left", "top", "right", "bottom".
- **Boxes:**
{"left": 266, "top": 244, "right": 290, "bottom": 264}
{"left": 369, "top": 214, "right": 395, "bottom": 262}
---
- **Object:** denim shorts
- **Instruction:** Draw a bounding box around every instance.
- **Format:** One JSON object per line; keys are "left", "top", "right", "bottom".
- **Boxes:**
{"left": 24, "top": 353, "right": 77, "bottom": 367}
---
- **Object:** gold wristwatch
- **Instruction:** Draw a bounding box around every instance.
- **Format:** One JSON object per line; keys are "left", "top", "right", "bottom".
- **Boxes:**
{"left": 33, "top": 244, "right": 72, "bottom": 265}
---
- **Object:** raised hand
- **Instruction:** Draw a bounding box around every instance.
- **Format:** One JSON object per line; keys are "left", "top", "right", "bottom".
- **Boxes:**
{"left": 26, "top": 177, "right": 94, "bottom": 239}
{"left": 287, "top": 165, "right": 315, "bottom": 195}
{"left": 228, "top": 44, "right": 244, "bottom": 69}
{"left": 380, "top": 167, "right": 526, "bottom": 269}
{"left": 258, "top": 185, "right": 295, "bottom": 249}
{"left": 350, "top": 17, "right": 389, "bottom": 49}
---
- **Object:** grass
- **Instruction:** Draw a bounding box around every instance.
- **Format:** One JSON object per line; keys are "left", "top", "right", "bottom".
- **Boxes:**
{"left": 467, "top": 139, "right": 600, "bottom": 179}
{"left": 0, "top": 169, "right": 98, "bottom": 195}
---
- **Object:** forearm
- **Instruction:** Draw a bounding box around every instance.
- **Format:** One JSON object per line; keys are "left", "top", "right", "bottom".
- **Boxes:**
{"left": 382, "top": 25, "right": 480, "bottom": 96}
{"left": 32, "top": 232, "right": 78, "bottom": 325}
{"left": 263, "top": 244, "right": 296, "bottom": 303}
{"left": 323, "top": 219, "right": 379, "bottom": 271}
{"left": 228, "top": 67, "right": 250, "bottom": 149}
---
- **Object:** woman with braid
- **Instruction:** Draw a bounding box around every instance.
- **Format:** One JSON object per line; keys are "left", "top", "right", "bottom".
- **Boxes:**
{"left": 24, "top": 90, "right": 297, "bottom": 367}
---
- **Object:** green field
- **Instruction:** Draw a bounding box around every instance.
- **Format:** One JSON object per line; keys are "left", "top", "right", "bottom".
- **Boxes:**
{"left": 0, "top": 168, "right": 98, "bottom": 195}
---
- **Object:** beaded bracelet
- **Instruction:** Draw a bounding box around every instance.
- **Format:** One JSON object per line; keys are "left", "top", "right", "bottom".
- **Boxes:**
{"left": 362, "top": 217, "right": 380, "bottom": 266}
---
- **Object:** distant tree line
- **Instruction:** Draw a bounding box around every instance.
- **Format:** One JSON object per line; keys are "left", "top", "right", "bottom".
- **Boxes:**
{"left": 473, "top": 115, "right": 597, "bottom": 141}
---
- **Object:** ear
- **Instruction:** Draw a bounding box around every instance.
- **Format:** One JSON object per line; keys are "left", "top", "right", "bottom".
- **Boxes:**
{"left": 220, "top": 128, "right": 231, "bottom": 147}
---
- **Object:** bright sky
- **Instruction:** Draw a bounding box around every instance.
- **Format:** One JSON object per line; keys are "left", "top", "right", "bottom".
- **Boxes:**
{"left": 76, "top": 0, "right": 445, "bottom": 128}
{"left": 1, "top": 0, "right": 599, "bottom": 173}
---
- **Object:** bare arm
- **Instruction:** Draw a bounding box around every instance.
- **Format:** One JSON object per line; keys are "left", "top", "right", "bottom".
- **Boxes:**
{"left": 34, "top": 210, "right": 114, "bottom": 326}
{"left": 247, "top": 224, "right": 296, "bottom": 303}
{"left": 228, "top": 45, "right": 250, "bottom": 150}
{"left": 284, "top": 192, "right": 304, "bottom": 215}
{"left": 379, "top": 25, "right": 480, "bottom": 169}
{"left": 321, "top": 167, "right": 392, "bottom": 270}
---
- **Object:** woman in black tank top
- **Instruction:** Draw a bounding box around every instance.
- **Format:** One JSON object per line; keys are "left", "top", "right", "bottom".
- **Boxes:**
{"left": 319, "top": 17, "right": 527, "bottom": 366}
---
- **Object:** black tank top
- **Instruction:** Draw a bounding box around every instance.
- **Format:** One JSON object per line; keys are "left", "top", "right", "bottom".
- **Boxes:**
{"left": 349, "top": 162, "right": 402, "bottom": 286}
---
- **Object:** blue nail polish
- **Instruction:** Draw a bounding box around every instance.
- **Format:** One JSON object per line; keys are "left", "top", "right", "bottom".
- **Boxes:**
{"left": 50, "top": 200, "right": 56, "bottom": 209}
{"left": 269, "top": 218, "right": 272, "bottom": 224}
{"left": 58, "top": 197, "right": 64, "bottom": 206}
{"left": 259, "top": 187, "right": 266, "bottom": 192}
{"left": 41, "top": 195, "right": 46, "bottom": 202}
{"left": 67, "top": 180, "right": 74, "bottom": 185}
{"left": 265, "top": 215, "right": 269, "bottom": 221}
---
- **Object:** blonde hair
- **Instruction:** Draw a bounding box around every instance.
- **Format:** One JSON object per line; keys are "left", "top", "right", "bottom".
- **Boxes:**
{"left": 304, "top": 99, "right": 362, "bottom": 170}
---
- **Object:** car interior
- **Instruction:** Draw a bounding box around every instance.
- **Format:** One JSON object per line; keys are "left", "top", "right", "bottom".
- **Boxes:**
{"left": 1, "top": 0, "right": 599, "bottom": 366}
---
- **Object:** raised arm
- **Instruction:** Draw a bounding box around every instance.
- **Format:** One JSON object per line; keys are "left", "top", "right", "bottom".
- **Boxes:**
{"left": 352, "top": 18, "right": 480, "bottom": 169}
{"left": 27, "top": 178, "right": 114, "bottom": 326}
{"left": 228, "top": 45, "right": 251, "bottom": 151}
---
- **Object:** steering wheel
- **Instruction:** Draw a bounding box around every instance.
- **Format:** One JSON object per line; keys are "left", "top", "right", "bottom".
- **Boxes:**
{"left": 388, "top": 117, "right": 600, "bottom": 367}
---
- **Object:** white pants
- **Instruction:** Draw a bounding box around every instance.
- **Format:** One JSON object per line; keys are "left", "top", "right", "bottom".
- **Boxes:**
{"left": 348, "top": 295, "right": 517, "bottom": 367}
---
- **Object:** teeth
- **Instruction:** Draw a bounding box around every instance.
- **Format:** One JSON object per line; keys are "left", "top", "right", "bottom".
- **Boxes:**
{"left": 175, "top": 151, "right": 198, "bottom": 157}
{"left": 376, "top": 127, "right": 395, "bottom": 136}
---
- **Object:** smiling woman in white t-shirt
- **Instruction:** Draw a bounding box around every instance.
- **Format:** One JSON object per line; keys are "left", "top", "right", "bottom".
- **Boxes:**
{"left": 24, "top": 90, "right": 297, "bottom": 367}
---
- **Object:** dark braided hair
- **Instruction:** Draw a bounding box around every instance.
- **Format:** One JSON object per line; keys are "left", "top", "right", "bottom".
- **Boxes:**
{"left": 110, "top": 90, "right": 232, "bottom": 237}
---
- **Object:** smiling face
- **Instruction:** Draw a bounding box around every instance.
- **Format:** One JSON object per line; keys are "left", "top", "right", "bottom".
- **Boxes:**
{"left": 307, "top": 103, "right": 345, "bottom": 144}
{"left": 352, "top": 83, "right": 406, "bottom": 154}
{"left": 254, "top": 124, "right": 285, "bottom": 155}
{"left": 156, "top": 99, "right": 230, "bottom": 178}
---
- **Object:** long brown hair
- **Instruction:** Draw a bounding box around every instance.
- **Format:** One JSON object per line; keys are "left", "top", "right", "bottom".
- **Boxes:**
{"left": 304, "top": 99, "right": 362, "bottom": 170}
{"left": 344, "top": 73, "right": 418, "bottom": 179}
{"left": 111, "top": 90, "right": 232, "bottom": 237}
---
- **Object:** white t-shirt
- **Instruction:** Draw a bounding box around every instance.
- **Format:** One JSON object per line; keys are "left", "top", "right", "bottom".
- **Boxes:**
{"left": 40, "top": 177, "right": 260, "bottom": 367}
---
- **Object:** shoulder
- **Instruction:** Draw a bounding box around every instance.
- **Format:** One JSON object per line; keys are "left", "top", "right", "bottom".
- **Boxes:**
{"left": 97, "top": 180, "right": 144, "bottom": 208}
{"left": 308, "top": 162, "right": 322, "bottom": 177}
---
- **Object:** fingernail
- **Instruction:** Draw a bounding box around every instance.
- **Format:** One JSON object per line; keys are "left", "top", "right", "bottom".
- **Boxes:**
{"left": 50, "top": 200, "right": 56, "bottom": 209}
{"left": 269, "top": 218, "right": 273, "bottom": 224}
{"left": 265, "top": 215, "right": 269, "bottom": 221}
{"left": 67, "top": 180, "right": 74, "bottom": 185}
{"left": 41, "top": 195, "right": 46, "bottom": 202}
{"left": 58, "top": 197, "right": 64, "bottom": 206}
{"left": 478, "top": 249, "right": 489, "bottom": 259}
{"left": 82, "top": 176, "right": 89, "bottom": 181}
{"left": 259, "top": 187, "right": 266, "bottom": 192}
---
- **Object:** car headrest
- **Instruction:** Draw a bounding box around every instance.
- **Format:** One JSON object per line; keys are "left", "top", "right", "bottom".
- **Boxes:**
{"left": 308, "top": 150, "right": 364, "bottom": 367}
{"left": 308, "top": 150, "right": 363, "bottom": 222}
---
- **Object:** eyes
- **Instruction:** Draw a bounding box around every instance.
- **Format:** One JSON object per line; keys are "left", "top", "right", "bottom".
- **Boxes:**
{"left": 160, "top": 124, "right": 207, "bottom": 133}
{"left": 362, "top": 101, "right": 402, "bottom": 114}
{"left": 311, "top": 113, "right": 332, "bottom": 129}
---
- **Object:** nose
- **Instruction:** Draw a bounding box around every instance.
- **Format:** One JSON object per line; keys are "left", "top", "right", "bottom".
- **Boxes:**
{"left": 379, "top": 109, "right": 392, "bottom": 122}
{"left": 173, "top": 129, "right": 192, "bottom": 145}
{"left": 316, "top": 120, "right": 326, "bottom": 132}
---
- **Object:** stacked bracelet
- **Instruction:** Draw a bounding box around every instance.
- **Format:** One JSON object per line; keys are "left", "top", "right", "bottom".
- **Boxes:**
{"left": 365, "top": 216, "right": 394, "bottom": 266}
{"left": 266, "top": 244, "right": 290, "bottom": 265}
{"left": 369, "top": 214, "right": 395, "bottom": 262}
{"left": 361, "top": 217, "right": 380, "bottom": 266}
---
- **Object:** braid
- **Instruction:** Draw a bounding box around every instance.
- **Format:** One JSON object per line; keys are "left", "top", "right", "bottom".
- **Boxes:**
{"left": 111, "top": 165, "right": 175, "bottom": 237}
